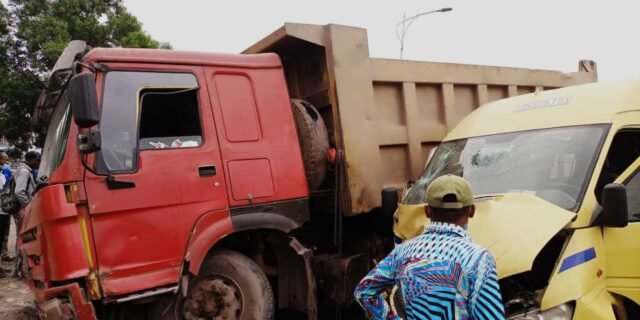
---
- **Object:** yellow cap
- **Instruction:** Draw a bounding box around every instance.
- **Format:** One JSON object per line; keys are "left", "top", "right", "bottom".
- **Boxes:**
{"left": 426, "top": 175, "right": 474, "bottom": 209}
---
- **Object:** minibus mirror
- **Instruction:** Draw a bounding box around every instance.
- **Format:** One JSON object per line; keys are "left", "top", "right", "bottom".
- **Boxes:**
{"left": 69, "top": 72, "right": 99, "bottom": 128}
{"left": 602, "top": 183, "right": 628, "bottom": 228}
{"left": 382, "top": 188, "right": 399, "bottom": 217}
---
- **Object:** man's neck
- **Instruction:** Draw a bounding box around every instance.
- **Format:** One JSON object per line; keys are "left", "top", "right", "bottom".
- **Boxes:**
{"left": 431, "top": 220, "right": 466, "bottom": 228}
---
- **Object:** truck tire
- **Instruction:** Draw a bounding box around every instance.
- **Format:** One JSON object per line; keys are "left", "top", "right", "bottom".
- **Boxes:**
{"left": 291, "top": 99, "right": 330, "bottom": 190}
{"left": 151, "top": 250, "right": 274, "bottom": 320}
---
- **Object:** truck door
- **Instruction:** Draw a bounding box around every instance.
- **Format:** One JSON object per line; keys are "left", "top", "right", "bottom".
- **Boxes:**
{"left": 603, "top": 155, "right": 640, "bottom": 305}
{"left": 203, "top": 66, "right": 308, "bottom": 208}
{"left": 84, "top": 67, "right": 230, "bottom": 297}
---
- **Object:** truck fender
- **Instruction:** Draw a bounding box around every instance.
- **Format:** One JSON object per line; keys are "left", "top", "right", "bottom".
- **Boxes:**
{"left": 185, "top": 210, "right": 233, "bottom": 275}
{"left": 186, "top": 202, "right": 308, "bottom": 275}
{"left": 231, "top": 212, "right": 300, "bottom": 233}
{"left": 229, "top": 199, "right": 310, "bottom": 233}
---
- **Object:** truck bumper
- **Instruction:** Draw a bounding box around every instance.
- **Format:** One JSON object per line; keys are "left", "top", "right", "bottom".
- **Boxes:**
{"left": 33, "top": 283, "right": 97, "bottom": 320}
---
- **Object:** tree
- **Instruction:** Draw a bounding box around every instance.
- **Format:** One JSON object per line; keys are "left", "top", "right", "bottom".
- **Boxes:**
{"left": 0, "top": 0, "right": 170, "bottom": 150}
{"left": 0, "top": 2, "right": 40, "bottom": 151}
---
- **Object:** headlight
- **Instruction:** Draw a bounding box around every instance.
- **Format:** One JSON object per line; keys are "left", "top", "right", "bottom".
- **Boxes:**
{"left": 507, "top": 302, "right": 575, "bottom": 320}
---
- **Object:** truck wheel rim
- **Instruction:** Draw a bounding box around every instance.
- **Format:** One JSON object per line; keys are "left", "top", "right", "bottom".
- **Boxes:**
{"left": 182, "top": 274, "right": 244, "bottom": 320}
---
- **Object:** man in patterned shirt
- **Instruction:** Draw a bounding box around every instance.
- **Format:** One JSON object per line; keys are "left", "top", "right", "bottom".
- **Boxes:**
{"left": 354, "top": 175, "right": 504, "bottom": 320}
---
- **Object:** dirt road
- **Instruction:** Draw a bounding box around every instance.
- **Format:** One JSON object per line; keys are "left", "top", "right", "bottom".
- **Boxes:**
{"left": 0, "top": 219, "right": 37, "bottom": 320}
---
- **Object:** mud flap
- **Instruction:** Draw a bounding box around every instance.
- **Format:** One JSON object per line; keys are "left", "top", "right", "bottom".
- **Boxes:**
{"left": 273, "top": 236, "right": 318, "bottom": 320}
{"left": 312, "top": 253, "right": 369, "bottom": 307}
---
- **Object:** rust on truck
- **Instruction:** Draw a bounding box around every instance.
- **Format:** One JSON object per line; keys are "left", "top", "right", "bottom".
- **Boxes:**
{"left": 245, "top": 23, "right": 598, "bottom": 216}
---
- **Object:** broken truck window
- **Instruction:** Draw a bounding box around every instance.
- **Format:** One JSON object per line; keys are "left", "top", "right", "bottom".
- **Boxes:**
{"left": 97, "top": 72, "right": 198, "bottom": 173}
{"left": 138, "top": 88, "right": 202, "bottom": 150}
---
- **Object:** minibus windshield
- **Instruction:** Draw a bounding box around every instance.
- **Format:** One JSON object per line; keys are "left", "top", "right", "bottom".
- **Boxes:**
{"left": 403, "top": 125, "right": 608, "bottom": 211}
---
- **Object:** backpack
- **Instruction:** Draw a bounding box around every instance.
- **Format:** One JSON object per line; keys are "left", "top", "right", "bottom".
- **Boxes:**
{"left": 0, "top": 176, "right": 20, "bottom": 215}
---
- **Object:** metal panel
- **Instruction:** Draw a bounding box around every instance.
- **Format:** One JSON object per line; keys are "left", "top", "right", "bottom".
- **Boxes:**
{"left": 245, "top": 23, "right": 598, "bottom": 216}
{"left": 214, "top": 74, "right": 261, "bottom": 142}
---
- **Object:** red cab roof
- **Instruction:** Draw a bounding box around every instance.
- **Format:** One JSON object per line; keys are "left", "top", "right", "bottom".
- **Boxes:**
{"left": 83, "top": 48, "right": 282, "bottom": 69}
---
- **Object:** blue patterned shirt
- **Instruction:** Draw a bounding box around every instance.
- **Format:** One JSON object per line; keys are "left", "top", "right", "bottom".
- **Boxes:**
{"left": 354, "top": 222, "right": 505, "bottom": 320}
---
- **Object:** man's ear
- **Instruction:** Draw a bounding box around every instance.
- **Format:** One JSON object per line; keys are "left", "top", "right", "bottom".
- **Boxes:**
{"left": 468, "top": 205, "right": 476, "bottom": 219}
{"left": 424, "top": 205, "right": 432, "bottom": 219}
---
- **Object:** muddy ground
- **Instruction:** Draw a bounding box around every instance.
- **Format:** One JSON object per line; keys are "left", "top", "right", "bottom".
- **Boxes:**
{"left": 0, "top": 220, "right": 38, "bottom": 320}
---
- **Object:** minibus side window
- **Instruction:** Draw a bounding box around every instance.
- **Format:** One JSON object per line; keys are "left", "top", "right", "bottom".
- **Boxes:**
{"left": 595, "top": 131, "right": 640, "bottom": 204}
{"left": 625, "top": 168, "right": 640, "bottom": 221}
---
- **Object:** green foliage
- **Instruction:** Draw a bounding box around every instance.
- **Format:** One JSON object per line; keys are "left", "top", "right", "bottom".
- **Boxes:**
{"left": 0, "top": 0, "right": 169, "bottom": 150}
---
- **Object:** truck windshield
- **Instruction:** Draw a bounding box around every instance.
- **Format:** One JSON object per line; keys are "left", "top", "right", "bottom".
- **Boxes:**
{"left": 403, "top": 125, "right": 608, "bottom": 211}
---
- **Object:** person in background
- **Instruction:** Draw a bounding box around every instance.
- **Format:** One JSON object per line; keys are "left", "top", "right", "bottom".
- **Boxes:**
{"left": 15, "top": 151, "right": 39, "bottom": 208}
{"left": 0, "top": 152, "right": 12, "bottom": 266}
{"left": 11, "top": 151, "right": 40, "bottom": 277}
{"left": 0, "top": 152, "right": 10, "bottom": 277}
{"left": 0, "top": 152, "right": 10, "bottom": 182}
{"left": 354, "top": 175, "right": 504, "bottom": 320}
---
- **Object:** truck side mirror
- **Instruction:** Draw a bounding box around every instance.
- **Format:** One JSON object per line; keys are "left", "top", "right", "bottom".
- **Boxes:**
{"left": 69, "top": 72, "right": 101, "bottom": 154}
{"left": 69, "top": 72, "right": 99, "bottom": 128}
{"left": 602, "top": 183, "right": 628, "bottom": 228}
{"left": 382, "top": 188, "right": 399, "bottom": 217}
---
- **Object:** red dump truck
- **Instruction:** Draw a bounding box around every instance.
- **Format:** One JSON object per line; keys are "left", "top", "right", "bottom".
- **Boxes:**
{"left": 22, "top": 23, "right": 596, "bottom": 319}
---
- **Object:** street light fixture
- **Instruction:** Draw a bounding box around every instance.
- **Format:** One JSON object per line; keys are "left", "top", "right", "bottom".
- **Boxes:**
{"left": 396, "top": 7, "right": 453, "bottom": 59}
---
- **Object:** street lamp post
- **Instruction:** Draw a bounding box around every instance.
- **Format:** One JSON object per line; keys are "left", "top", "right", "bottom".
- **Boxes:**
{"left": 396, "top": 7, "right": 453, "bottom": 59}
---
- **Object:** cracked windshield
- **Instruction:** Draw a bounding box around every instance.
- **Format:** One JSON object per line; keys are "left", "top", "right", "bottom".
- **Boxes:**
{"left": 403, "top": 125, "right": 608, "bottom": 211}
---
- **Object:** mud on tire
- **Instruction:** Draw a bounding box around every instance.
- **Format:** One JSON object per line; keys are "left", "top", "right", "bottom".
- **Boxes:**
{"left": 151, "top": 250, "right": 274, "bottom": 320}
{"left": 291, "top": 99, "right": 330, "bottom": 191}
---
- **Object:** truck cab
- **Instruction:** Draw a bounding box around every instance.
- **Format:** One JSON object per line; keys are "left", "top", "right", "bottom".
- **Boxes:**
{"left": 394, "top": 81, "right": 640, "bottom": 319}
{"left": 23, "top": 41, "right": 310, "bottom": 319}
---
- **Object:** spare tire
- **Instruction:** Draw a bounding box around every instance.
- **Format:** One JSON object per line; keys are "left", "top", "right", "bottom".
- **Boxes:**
{"left": 291, "top": 99, "right": 330, "bottom": 190}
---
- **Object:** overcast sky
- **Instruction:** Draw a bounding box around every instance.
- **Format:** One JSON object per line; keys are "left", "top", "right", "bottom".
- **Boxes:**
{"left": 122, "top": 0, "right": 639, "bottom": 82}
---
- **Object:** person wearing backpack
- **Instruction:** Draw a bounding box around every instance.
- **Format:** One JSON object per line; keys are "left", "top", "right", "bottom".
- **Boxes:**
{"left": 14, "top": 151, "right": 39, "bottom": 209}
{"left": 6, "top": 151, "right": 40, "bottom": 278}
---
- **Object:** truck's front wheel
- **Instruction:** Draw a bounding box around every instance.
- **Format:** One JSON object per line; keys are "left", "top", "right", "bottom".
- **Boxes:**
{"left": 153, "top": 250, "right": 274, "bottom": 320}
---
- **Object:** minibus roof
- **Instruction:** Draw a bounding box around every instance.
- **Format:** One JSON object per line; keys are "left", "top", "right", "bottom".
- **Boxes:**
{"left": 446, "top": 81, "right": 640, "bottom": 141}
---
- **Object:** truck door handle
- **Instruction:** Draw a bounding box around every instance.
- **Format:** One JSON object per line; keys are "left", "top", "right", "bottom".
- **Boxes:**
{"left": 106, "top": 174, "right": 135, "bottom": 190}
{"left": 198, "top": 166, "right": 217, "bottom": 177}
